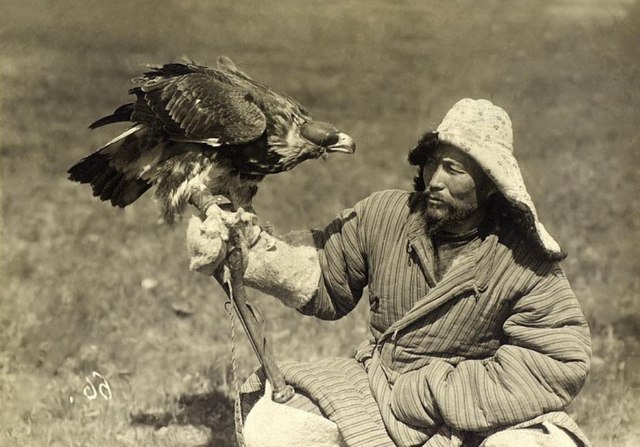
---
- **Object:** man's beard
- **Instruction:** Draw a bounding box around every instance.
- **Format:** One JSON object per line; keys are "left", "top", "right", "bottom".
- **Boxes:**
{"left": 419, "top": 191, "right": 477, "bottom": 235}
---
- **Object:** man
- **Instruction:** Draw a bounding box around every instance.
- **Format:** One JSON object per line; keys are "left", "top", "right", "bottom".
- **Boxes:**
{"left": 187, "top": 99, "right": 591, "bottom": 446}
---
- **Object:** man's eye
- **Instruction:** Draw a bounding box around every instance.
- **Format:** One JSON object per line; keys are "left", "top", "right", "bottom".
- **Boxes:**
{"left": 447, "top": 164, "right": 466, "bottom": 174}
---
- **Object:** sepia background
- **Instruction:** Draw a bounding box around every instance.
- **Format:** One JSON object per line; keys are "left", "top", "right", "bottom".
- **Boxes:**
{"left": 1, "top": 0, "right": 639, "bottom": 445}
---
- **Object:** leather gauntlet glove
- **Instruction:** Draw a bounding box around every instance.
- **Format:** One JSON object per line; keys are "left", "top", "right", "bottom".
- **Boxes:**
{"left": 186, "top": 206, "right": 260, "bottom": 275}
{"left": 186, "top": 209, "right": 320, "bottom": 309}
{"left": 243, "top": 232, "right": 321, "bottom": 309}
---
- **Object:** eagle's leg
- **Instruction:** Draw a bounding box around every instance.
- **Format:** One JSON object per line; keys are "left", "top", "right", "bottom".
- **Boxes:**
{"left": 228, "top": 177, "right": 258, "bottom": 211}
{"left": 228, "top": 175, "right": 275, "bottom": 234}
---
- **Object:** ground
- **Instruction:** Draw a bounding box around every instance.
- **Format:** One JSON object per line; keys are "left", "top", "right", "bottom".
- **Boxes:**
{"left": 1, "top": 0, "right": 639, "bottom": 445}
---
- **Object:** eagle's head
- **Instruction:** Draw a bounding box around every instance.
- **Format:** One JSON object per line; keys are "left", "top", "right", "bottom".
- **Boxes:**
{"left": 265, "top": 119, "right": 355, "bottom": 172}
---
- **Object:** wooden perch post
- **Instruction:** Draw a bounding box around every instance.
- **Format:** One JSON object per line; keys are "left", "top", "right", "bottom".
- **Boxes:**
{"left": 189, "top": 192, "right": 295, "bottom": 404}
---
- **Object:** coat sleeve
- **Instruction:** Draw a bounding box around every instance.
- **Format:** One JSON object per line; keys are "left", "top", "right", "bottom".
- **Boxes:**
{"left": 297, "top": 196, "right": 371, "bottom": 320}
{"left": 391, "top": 265, "right": 591, "bottom": 432}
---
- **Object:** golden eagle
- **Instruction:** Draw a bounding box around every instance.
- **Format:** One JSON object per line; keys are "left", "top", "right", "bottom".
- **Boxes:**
{"left": 68, "top": 56, "right": 355, "bottom": 222}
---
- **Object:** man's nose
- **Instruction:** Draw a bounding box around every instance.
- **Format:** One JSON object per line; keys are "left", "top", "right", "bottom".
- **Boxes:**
{"left": 427, "top": 165, "right": 446, "bottom": 191}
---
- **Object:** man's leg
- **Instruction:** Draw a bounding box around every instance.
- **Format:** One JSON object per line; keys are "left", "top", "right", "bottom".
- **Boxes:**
{"left": 481, "top": 422, "right": 580, "bottom": 447}
{"left": 240, "top": 382, "right": 345, "bottom": 447}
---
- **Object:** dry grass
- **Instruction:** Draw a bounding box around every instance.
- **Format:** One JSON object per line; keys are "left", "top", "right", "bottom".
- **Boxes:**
{"left": 1, "top": 0, "right": 639, "bottom": 445}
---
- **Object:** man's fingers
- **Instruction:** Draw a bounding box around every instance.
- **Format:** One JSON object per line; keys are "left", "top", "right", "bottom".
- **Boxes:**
{"left": 218, "top": 207, "right": 258, "bottom": 228}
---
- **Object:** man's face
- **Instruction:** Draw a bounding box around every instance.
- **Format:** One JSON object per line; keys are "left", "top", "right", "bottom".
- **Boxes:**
{"left": 421, "top": 144, "right": 494, "bottom": 233}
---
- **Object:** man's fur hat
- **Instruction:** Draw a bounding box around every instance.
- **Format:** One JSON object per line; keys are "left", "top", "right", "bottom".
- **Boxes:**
{"left": 410, "top": 98, "right": 563, "bottom": 260}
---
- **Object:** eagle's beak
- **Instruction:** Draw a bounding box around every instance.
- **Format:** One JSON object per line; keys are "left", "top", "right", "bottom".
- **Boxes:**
{"left": 327, "top": 132, "right": 356, "bottom": 154}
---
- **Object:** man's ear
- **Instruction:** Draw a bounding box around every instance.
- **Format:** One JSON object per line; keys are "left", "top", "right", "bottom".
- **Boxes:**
{"left": 478, "top": 177, "right": 498, "bottom": 202}
{"left": 413, "top": 166, "right": 426, "bottom": 192}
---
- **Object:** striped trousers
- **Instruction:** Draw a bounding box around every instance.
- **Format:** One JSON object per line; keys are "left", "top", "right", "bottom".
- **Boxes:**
{"left": 241, "top": 391, "right": 579, "bottom": 447}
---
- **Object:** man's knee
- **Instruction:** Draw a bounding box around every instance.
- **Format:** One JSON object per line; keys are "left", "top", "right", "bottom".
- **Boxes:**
{"left": 481, "top": 422, "right": 579, "bottom": 447}
{"left": 242, "top": 383, "right": 345, "bottom": 447}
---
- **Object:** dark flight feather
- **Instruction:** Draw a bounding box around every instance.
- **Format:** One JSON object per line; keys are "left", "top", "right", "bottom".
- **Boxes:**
{"left": 89, "top": 103, "right": 135, "bottom": 129}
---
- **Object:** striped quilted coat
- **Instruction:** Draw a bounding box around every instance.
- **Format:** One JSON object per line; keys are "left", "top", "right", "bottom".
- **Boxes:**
{"left": 293, "top": 189, "right": 591, "bottom": 446}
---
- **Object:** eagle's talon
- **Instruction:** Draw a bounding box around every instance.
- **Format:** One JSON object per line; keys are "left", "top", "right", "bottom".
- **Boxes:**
{"left": 259, "top": 232, "right": 278, "bottom": 251}
{"left": 247, "top": 225, "right": 263, "bottom": 247}
{"left": 260, "top": 221, "right": 275, "bottom": 236}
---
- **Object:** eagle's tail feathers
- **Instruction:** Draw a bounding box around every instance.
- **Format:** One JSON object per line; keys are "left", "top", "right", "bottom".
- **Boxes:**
{"left": 91, "top": 168, "right": 116, "bottom": 196}
{"left": 68, "top": 151, "right": 109, "bottom": 185}
{"left": 68, "top": 147, "right": 152, "bottom": 209}
{"left": 89, "top": 103, "right": 135, "bottom": 129}
{"left": 111, "top": 176, "right": 152, "bottom": 208}
{"left": 98, "top": 173, "right": 125, "bottom": 201}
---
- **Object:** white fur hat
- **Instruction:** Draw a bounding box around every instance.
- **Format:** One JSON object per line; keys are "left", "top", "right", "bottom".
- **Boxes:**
{"left": 435, "top": 98, "right": 563, "bottom": 258}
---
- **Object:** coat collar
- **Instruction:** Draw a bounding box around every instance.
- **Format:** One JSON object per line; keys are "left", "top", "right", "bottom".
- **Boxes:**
{"left": 381, "top": 201, "right": 499, "bottom": 341}
{"left": 406, "top": 208, "right": 438, "bottom": 288}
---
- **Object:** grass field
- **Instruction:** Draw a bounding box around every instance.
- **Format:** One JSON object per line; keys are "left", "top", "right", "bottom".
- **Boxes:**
{"left": 1, "top": 0, "right": 639, "bottom": 445}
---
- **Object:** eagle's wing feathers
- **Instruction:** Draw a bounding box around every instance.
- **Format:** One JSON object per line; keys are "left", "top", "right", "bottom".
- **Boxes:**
{"left": 139, "top": 73, "right": 267, "bottom": 145}
{"left": 213, "top": 57, "right": 313, "bottom": 123}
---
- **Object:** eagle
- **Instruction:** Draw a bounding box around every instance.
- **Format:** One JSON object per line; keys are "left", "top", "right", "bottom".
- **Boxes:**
{"left": 68, "top": 56, "right": 355, "bottom": 222}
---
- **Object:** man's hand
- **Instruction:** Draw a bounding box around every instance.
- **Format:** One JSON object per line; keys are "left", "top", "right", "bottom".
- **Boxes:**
{"left": 186, "top": 205, "right": 321, "bottom": 309}
{"left": 186, "top": 206, "right": 262, "bottom": 276}
{"left": 389, "top": 366, "right": 442, "bottom": 428}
